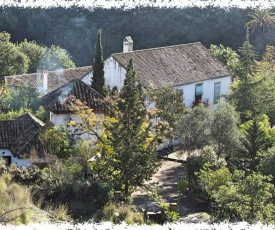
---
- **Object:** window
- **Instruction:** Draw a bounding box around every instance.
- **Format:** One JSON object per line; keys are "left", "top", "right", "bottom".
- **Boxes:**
{"left": 214, "top": 82, "right": 221, "bottom": 104}
{"left": 175, "top": 88, "right": 183, "bottom": 95}
{"left": 195, "top": 83, "right": 203, "bottom": 102}
{"left": 1, "top": 156, "right": 11, "bottom": 165}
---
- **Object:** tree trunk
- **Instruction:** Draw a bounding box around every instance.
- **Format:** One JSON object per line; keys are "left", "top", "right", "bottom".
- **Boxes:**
{"left": 261, "top": 25, "right": 266, "bottom": 52}
{"left": 124, "top": 181, "right": 129, "bottom": 197}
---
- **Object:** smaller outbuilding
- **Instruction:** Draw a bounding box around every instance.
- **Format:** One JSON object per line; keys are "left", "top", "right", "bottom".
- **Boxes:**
{"left": 4, "top": 66, "right": 92, "bottom": 94}
{"left": 40, "top": 79, "right": 111, "bottom": 141}
{"left": 0, "top": 113, "right": 47, "bottom": 167}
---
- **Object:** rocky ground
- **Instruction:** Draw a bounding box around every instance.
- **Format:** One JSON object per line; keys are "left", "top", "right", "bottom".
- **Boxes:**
{"left": 132, "top": 158, "right": 210, "bottom": 223}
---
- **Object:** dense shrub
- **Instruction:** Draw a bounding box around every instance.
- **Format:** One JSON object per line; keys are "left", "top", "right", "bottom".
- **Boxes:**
{"left": 185, "top": 146, "right": 226, "bottom": 194}
{"left": 7, "top": 161, "right": 113, "bottom": 220}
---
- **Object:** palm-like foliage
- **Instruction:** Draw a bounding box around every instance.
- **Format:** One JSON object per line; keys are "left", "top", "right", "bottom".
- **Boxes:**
{"left": 246, "top": 7, "right": 275, "bottom": 48}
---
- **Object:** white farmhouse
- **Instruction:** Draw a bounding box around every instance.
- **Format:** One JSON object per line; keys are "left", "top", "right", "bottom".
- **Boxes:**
{"left": 104, "top": 37, "right": 231, "bottom": 109}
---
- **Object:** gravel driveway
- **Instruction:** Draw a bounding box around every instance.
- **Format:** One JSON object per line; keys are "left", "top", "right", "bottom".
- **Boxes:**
{"left": 132, "top": 159, "right": 210, "bottom": 222}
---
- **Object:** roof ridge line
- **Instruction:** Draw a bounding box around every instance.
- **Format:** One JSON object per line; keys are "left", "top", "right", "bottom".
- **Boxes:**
{"left": 4, "top": 66, "right": 92, "bottom": 78}
{"left": 112, "top": 42, "right": 202, "bottom": 56}
{"left": 25, "top": 112, "right": 46, "bottom": 127}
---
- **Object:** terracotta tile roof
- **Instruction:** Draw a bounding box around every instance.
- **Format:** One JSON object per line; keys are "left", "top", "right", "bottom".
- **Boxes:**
{"left": 40, "top": 79, "right": 111, "bottom": 114}
{"left": 0, "top": 113, "right": 45, "bottom": 158}
{"left": 112, "top": 42, "right": 230, "bottom": 88}
{"left": 4, "top": 66, "right": 92, "bottom": 92}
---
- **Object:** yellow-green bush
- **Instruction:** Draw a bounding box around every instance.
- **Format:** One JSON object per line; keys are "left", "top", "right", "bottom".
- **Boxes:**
{"left": 102, "top": 203, "right": 117, "bottom": 222}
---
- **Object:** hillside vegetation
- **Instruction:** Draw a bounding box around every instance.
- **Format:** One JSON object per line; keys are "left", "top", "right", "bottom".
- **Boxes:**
{"left": 2, "top": 5, "right": 274, "bottom": 66}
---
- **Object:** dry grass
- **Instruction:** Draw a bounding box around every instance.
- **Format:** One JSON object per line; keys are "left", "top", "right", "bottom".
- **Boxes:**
{"left": 0, "top": 173, "right": 32, "bottom": 225}
{"left": 101, "top": 203, "right": 144, "bottom": 225}
{"left": 43, "top": 202, "right": 70, "bottom": 221}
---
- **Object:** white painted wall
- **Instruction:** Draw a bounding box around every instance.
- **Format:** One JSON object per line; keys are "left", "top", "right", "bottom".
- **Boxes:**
{"left": 81, "top": 72, "right": 93, "bottom": 86}
{"left": 51, "top": 113, "right": 73, "bottom": 128}
{"left": 104, "top": 57, "right": 126, "bottom": 90}
{"left": 174, "top": 75, "right": 231, "bottom": 109}
{"left": 0, "top": 149, "right": 32, "bottom": 167}
{"left": 51, "top": 112, "right": 104, "bottom": 144}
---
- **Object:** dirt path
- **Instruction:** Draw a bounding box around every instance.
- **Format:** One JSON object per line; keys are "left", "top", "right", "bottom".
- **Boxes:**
{"left": 132, "top": 159, "right": 210, "bottom": 222}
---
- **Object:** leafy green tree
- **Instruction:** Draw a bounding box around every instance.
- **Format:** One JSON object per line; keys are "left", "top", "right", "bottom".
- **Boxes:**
{"left": 0, "top": 84, "right": 41, "bottom": 120}
{"left": 0, "top": 32, "right": 29, "bottom": 82}
{"left": 0, "top": 83, "right": 11, "bottom": 113}
{"left": 199, "top": 169, "right": 275, "bottom": 223}
{"left": 17, "top": 39, "right": 45, "bottom": 73}
{"left": 0, "top": 108, "right": 32, "bottom": 121}
{"left": 18, "top": 39, "right": 76, "bottom": 73}
{"left": 9, "top": 86, "right": 40, "bottom": 112}
{"left": 186, "top": 146, "right": 226, "bottom": 193}
{"left": 38, "top": 45, "right": 76, "bottom": 71}
{"left": 94, "top": 59, "right": 160, "bottom": 196}
{"left": 38, "top": 126, "right": 75, "bottom": 160}
{"left": 91, "top": 30, "right": 107, "bottom": 97}
{"left": 173, "top": 102, "right": 240, "bottom": 159}
{"left": 260, "top": 44, "right": 275, "bottom": 69}
{"left": 148, "top": 86, "right": 185, "bottom": 140}
{"left": 30, "top": 160, "right": 112, "bottom": 219}
{"left": 71, "top": 139, "right": 96, "bottom": 178}
{"left": 173, "top": 105, "right": 212, "bottom": 152}
{"left": 210, "top": 44, "right": 240, "bottom": 75}
{"left": 210, "top": 102, "right": 240, "bottom": 159}
{"left": 199, "top": 167, "right": 232, "bottom": 200}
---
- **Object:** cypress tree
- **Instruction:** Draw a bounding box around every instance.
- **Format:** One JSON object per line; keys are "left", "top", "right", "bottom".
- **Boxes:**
{"left": 229, "top": 29, "right": 259, "bottom": 121}
{"left": 117, "top": 59, "right": 146, "bottom": 134}
{"left": 91, "top": 30, "right": 107, "bottom": 97}
{"left": 238, "top": 28, "right": 257, "bottom": 77}
{"left": 96, "top": 59, "right": 160, "bottom": 197}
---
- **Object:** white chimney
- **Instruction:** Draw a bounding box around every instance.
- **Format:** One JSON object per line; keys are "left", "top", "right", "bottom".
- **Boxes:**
{"left": 37, "top": 69, "right": 48, "bottom": 94}
{"left": 123, "top": 36, "right": 133, "bottom": 53}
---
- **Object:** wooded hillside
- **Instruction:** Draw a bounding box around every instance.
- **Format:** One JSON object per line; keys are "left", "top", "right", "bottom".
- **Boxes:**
{"left": 2, "top": 6, "right": 274, "bottom": 66}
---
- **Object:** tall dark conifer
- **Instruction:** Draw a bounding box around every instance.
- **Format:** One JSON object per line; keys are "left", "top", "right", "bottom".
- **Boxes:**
{"left": 229, "top": 29, "right": 259, "bottom": 121}
{"left": 117, "top": 59, "right": 146, "bottom": 134}
{"left": 96, "top": 59, "right": 160, "bottom": 197}
{"left": 238, "top": 28, "right": 257, "bottom": 77}
{"left": 91, "top": 30, "right": 107, "bottom": 97}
